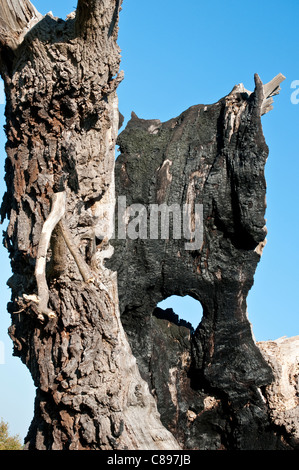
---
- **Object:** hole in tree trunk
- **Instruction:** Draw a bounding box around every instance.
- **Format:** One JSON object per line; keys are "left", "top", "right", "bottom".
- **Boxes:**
{"left": 154, "top": 295, "right": 203, "bottom": 332}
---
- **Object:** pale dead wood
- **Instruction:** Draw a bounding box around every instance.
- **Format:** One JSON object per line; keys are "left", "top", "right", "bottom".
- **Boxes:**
{"left": 34, "top": 191, "right": 66, "bottom": 319}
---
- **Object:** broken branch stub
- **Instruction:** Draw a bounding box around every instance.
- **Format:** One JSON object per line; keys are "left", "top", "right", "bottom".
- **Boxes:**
{"left": 261, "top": 73, "right": 286, "bottom": 115}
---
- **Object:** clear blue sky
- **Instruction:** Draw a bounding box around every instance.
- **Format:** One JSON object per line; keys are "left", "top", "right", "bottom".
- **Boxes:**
{"left": 0, "top": 0, "right": 298, "bottom": 442}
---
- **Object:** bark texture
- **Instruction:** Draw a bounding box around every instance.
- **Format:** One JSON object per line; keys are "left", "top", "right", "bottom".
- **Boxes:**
{"left": 0, "top": 0, "right": 179, "bottom": 450}
{"left": 110, "top": 76, "right": 298, "bottom": 450}
{"left": 1, "top": 0, "right": 297, "bottom": 452}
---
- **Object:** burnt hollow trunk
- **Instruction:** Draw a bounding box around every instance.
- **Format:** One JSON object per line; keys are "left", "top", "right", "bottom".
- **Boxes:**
{"left": 109, "top": 75, "right": 298, "bottom": 450}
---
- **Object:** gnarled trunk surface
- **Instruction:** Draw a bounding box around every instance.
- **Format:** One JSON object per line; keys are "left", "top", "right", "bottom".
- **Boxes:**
{"left": 0, "top": 0, "right": 179, "bottom": 450}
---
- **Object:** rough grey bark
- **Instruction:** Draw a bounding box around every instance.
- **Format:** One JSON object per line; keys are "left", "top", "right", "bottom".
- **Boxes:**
{"left": 0, "top": 0, "right": 179, "bottom": 450}
{"left": 0, "top": 0, "right": 296, "bottom": 452}
{"left": 110, "top": 75, "right": 298, "bottom": 450}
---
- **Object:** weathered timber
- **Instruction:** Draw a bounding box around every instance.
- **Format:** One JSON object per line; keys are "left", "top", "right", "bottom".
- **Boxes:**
{"left": 110, "top": 73, "right": 298, "bottom": 450}
{"left": 34, "top": 191, "right": 66, "bottom": 320}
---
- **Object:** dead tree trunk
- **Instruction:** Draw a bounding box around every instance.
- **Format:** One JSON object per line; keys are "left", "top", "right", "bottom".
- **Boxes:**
{"left": 0, "top": 0, "right": 180, "bottom": 450}
{"left": 109, "top": 75, "right": 295, "bottom": 450}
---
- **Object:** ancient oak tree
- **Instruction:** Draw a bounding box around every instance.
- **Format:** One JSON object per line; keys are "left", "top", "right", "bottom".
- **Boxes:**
{"left": 0, "top": 0, "right": 179, "bottom": 450}
{"left": 0, "top": 0, "right": 297, "bottom": 452}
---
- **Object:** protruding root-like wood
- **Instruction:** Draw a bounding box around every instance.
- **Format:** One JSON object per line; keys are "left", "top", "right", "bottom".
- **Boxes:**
{"left": 34, "top": 191, "right": 66, "bottom": 320}
{"left": 237, "top": 73, "right": 286, "bottom": 116}
{"left": 32, "top": 191, "right": 109, "bottom": 321}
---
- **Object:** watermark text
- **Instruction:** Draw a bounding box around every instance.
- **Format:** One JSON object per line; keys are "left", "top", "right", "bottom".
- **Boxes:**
{"left": 97, "top": 196, "right": 204, "bottom": 251}
{"left": 291, "top": 80, "right": 299, "bottom": 104}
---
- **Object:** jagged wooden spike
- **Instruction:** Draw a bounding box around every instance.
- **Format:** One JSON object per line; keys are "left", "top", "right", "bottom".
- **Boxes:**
{"left": 261, "top": 73, "right": 286, "bottom": 115}
{"left": 263, "top": 72, "right": 286, "bottom": 98}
